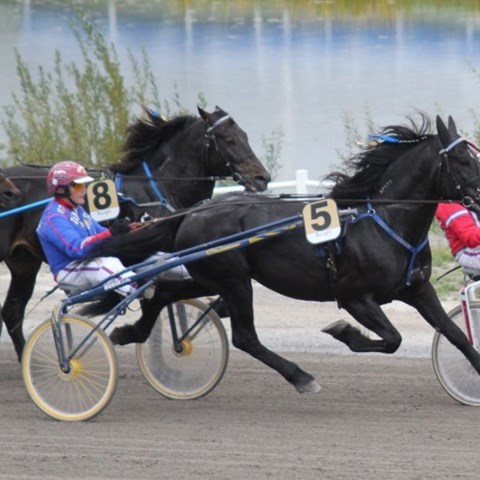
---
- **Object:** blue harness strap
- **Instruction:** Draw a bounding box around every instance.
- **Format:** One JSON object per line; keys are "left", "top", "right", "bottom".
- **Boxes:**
{"left": 142, "top": 161, "right": 173, "bottom": 210}
{"left": 114, "top": 161, "right": 175, "bottom": 213}
{"left": 114, "top": 174, "right": 123, "bottom": 195}
{"left": 351, "top": 201, "right": 429, "bottom": 286}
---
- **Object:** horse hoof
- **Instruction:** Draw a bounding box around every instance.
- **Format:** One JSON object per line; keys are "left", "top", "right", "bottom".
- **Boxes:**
{"left": 322, "top": 319, "right": 349, "bottom": 337}
{"left": 109, "top": 328, "right": 124, "bottom": 345}
{"left": 296, "top": 380, "right": 322, "bottom": 394}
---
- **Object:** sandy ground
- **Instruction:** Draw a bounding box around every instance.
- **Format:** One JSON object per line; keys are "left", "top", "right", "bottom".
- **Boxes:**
{"left": 1, "top": 265, "right": 479, "bottom": 479}
{"left": 1, "top": 264, "right": 457, "bottom": 358}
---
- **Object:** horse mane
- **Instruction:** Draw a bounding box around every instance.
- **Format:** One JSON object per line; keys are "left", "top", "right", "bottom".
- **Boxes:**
{"left": 327, "top": 112, "right": 434, "bottom": 200}
{"left": 109, "top": 108, "right": 198, "bottom": 174}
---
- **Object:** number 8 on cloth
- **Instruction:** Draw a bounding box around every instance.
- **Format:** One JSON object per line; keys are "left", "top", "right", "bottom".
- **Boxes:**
{"left": 86, "top": 179, "right": 120, "bottom": 222}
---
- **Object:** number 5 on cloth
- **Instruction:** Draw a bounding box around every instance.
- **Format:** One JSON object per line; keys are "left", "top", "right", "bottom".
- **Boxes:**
{"left": 303, "top": 199, "right": 341, "bottom": 244}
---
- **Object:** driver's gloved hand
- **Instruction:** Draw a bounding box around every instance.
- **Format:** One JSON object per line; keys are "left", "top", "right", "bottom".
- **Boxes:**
{"left": 109, "top": 218, "right": 132, "bottom": 235}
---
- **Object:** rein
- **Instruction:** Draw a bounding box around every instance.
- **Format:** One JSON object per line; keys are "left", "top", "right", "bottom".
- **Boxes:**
{"left": 8, "top": 172, "right": 230, "bottom": 182}
{"left": 203, "top": 114, "right": 254, "bottom": 186}
{"left": 333, "top": 198, "right": 464, "bottom": 205}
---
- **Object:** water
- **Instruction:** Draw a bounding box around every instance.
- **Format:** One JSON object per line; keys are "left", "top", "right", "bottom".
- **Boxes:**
{"left": 1, "top": 1, "right": 480, "bottom": 182}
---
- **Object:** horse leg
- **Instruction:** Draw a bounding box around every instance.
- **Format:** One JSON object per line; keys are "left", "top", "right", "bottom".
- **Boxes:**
{"left": 322, "top": 297, "right": 402, "bottom": 353}
{"left": 110, "top": 280, "right": 214, "bottom": 345}
{"left": 223, "top": 285, "right": 321, "bottom": 394}
{"left": 401, "top": 282, "right": 480, "bottom": 374}
{"left": 3, "top": 249, "right": 42, "bottom": 361}
{"left": 110, "top": 296, "right": 162, "bottom": 345}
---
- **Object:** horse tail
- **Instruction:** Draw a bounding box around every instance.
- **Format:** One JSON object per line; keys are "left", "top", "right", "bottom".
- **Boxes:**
{"left": 90, "top": 214, "right": 185, "bottom": 264}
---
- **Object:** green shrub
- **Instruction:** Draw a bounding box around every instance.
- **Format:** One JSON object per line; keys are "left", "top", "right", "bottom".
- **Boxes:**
{"left": 1, "top": 15, "right": 157, "bottom": 167}
{"left": 429, "top": 217, "right": 466, "bottom": 301}
{"left": 0, "top": 12, "right": 282, "bottom": 175}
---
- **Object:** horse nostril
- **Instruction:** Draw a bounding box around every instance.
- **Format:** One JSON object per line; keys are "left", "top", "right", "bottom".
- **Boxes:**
{"left": 2, "top": 189, "right": 21, "bottom": 203}
{"left": 257, "top": 174, "right": 271, "bottom": 186}
{"left": 264, "top": 173, "right": 272, "bottom": 183}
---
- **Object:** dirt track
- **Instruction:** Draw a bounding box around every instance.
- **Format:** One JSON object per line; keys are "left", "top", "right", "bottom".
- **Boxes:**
{"left": 1, "top": 265, "right": 480, "bottom": 479}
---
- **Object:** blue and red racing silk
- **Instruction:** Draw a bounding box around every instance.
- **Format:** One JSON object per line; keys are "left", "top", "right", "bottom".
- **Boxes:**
{"left": 37, "top": 198, "right": 111, "bottom": 274}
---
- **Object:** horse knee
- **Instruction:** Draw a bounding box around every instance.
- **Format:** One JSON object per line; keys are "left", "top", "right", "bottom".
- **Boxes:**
{"left": 231, "top": 330, "right": 258, "bottom": 353}
{"left": 5, "top": 323, "right": 25, "bottom": 360}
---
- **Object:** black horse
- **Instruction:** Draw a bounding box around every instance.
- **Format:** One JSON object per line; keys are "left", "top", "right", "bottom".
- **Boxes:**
{"left": 108, "top": 106, "right": 270, "bottom": 218}
{"left": 0, "top": 105, "right": 270, "bottom": 360}
{"left": 95, "top": 114, "right": 480, "bottom": 395}
{"left": 0, "top": 168, "right": 21, "bottom": 210}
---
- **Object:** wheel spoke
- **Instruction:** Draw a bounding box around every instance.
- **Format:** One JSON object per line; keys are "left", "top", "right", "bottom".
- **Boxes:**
{"left": 22, "top": 315, "right": 118, "bottom": 421}
{"left": 137, "top": 299, "right": 229, "bottom": 400}
{"left": 432, "top": 303, "right": 480, "bottom": 406}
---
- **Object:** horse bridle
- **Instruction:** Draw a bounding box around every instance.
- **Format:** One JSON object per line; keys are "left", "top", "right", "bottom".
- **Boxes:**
{"left": 204, "top": 114, "right": 254, "bottom": 185}
{"left": 112, "top": 114, "right": 254, "bottom": 211}
{"left": 343, "top": 136, "right": 480, "bottom": 287}
{"left": 439, "top": 136, "right": 480, "bottom": 208}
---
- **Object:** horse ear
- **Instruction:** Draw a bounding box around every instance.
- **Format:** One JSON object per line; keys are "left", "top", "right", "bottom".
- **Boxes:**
{"left": 448, "top": 115, "right": 458, "bottom": 135}
{"left": 197, "top": 106, "right": 207, "bottom": 120}
{"left": 198, "top": 106, "right": 215, "bottom": 126}
{"left": 215, "top": 105, "right": 228, "bottom": 116}
{"left": 436, "top": 115, "right": 451, "bottom": 146}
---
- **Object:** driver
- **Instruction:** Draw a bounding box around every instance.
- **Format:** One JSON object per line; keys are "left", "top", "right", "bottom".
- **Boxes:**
{"left": 436, "top": 202, "right": 480, "bottom": 271}
{"left": 36, "top": 160, "right": 138, "bottom": 296}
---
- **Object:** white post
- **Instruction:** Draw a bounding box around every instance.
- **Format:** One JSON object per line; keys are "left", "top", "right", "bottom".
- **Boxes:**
{"left": 295, "top": 169, "right": 308, "bottom": 194}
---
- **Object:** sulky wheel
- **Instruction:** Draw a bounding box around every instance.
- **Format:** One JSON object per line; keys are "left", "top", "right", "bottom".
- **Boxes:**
{"left": 432, "top": 302, "right": 480, "bottom": 406}
{"left": 22, "top": 315, "right": 118, "bottom": 421}
{"left": 136, "top": 299, "right": 229, "bottom": 400}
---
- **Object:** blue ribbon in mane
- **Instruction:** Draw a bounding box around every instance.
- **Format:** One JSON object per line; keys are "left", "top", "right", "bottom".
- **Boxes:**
{"left": 368, "top": 134, "right": 400, "bottom": 143}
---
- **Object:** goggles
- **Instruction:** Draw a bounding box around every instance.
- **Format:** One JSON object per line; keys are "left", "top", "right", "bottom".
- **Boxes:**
{"left": 69, "top": 183, "right": 87, "bottom": 193}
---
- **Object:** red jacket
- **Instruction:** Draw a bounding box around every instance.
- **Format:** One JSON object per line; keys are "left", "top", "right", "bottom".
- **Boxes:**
{"left": 435, "top": 203, "right": 480, "bottom": 256}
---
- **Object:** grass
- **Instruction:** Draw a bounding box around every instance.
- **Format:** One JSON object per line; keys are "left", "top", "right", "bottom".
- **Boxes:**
{"left": 430, "top": 223, "right": 466, "bottom": 302}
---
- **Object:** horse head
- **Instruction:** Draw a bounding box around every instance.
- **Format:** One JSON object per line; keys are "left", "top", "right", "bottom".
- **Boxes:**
{"left": 198, "top": 106, "right": 271, "bottom": 192}
{"left": 0, "top": 167, "right": 22, "bottom": 210}
{"left": 436, "top": 115, "right": 480, "bottom": 215}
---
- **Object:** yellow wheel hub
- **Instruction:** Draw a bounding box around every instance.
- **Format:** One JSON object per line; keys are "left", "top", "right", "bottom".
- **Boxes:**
{"left": 60, "top": 358, "right": 83, "bottom": 380}
{"left": 179, "top": 338, "right": 193, "bottom": 356}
